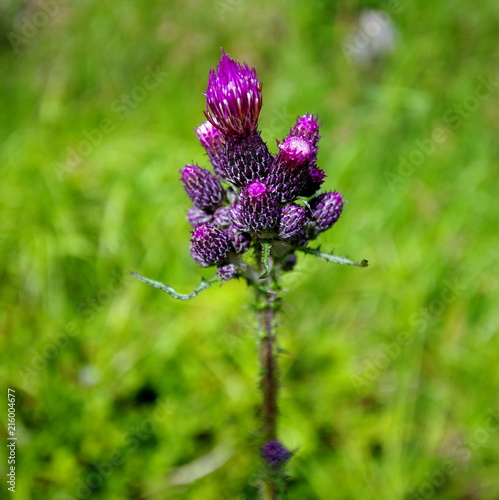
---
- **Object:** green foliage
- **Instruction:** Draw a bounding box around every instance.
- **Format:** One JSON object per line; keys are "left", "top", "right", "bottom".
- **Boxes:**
{"left": 1, "top": 0, "right": 498, "bottom": 498}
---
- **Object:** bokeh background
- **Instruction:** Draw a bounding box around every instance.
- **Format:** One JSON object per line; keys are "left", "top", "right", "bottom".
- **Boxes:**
{"left": 1, "top": 0, "right": 498, "bottom": 498}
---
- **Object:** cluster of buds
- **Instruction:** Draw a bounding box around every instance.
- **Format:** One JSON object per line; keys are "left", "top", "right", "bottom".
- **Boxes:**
{"left": 180, "top": 52, "right": 344, "bottom": 281}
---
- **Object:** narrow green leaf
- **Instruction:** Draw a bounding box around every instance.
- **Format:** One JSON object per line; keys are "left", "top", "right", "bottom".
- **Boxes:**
{"left": 260, "top": 241, "right": 272, "bottom": 279}
{"left": 297, "top": 247, "right": 368, "bottom": 268}
{"left": 130, "top": 272, "right": 220, "bottom": 300}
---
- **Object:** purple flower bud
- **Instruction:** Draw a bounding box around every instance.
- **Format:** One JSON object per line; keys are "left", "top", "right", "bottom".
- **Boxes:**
{"left": 221, "top": 133, "right": 273, "bottom": 187}
{"left": 299, "top": 166, "right": 327, "bottom": 197}
{"left": 189, "top": 224, "right": 232, "bottom": 267}
{"left": 268, "top": 137, "right": 316, "bottom": 203}
{"left": 230, "top": 181, "right": 280, "bottom": 234}
{"left": 289, "top": 114, "right": 321, "bottom": 149}
{"left": 213, "top": 206, "right": 232, "bottom": 228}
{"left": 196, "top": 121, "right": 227, "bottom": 178}
{"left": 261, "top": 440, "right": 292, "bottom": 469}
{"left": 216, "top": 263, "right": 238, "bottom": 281}
{"left": 227, "top": 225, "right": 251, "bottom": 254}
{"left": 205, "top": 52, "right": 262, "bottom": 136}
{"left": 290, "top": 228, "right": 310, "bottom": 248}
{"left": 282, "top": 253, "right": 297, "bottom": 271}
{"left": 278, "top": 136, "right": 315, "bottom": 166}
{"left": 278, "top": 203, "right": 308, "bottom": 239}
{"left": 180, "top": 164, "right": 224, "bottom": 212}
{"left": 186, "top": 206, "right": 214, "bottom": 227}
{"left": 309, "top": 191, "right": 344, "bottom": 233}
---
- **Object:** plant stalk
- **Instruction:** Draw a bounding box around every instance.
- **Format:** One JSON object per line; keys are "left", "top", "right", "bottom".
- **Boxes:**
{"left": 256, "top": 276, "right": 281, "bottom": 500}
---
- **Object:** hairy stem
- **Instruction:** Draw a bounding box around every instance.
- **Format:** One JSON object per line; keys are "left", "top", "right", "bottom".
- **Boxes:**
{"left": 258, "top": 285, "right": 278, "bottom": 443}
{"left": 256, "top": 276, "right": 282, "bottom": 499}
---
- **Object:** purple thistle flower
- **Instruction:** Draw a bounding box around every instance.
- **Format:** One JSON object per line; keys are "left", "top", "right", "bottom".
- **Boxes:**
{"left": 299, "top": 165, "right": 327, "bottom": 197}
{"left": 196, "top": 120, "right": 227, "bottom": 178}
{"left": 216, "top": 263, "right": 238, "bottom": 281}
{"left": 222, "top": 133, "right": 273, "bottom": 187}
{"left": 268, "top": 136, "right": 316, "bottom": 203}
{"left": 204, "top": 52, "right": 262, "bottom": 136}
{"left": 189, "top": 224, "right": 232, "bottom": 267}
{"left": 231, "top": 181, "right": 280, "bottom": 234}
{"left": 227, "top": 225, "right": 251, "bottom": 254}
{"left": 180, "top": 164, "right": 224, "bottom": 212}
{"left": 186, "top": 206, "right": 214, "bottom": 227}
{"left": 289, "top": 114, "right": 321, "bottom": 149}
{"left": 261, "top": 440, "right": 292, "bottom": 468}
{"left": 278, "top": 203, "right": 308, "bottom": 239}
{"left": 309, "top": 191, "right": 344, "bottom": 234}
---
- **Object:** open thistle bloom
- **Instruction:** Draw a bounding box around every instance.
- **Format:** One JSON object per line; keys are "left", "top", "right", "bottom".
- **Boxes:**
{"left": 179, "top": 50, "right": 348, "bottom": 277}
{"left": 205, "top": 51, "right": 262, "bottom": 136}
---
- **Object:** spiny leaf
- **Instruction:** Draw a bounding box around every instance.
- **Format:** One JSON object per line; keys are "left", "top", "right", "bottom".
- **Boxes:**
{"left": 297, "top": 247, "right": 368, "bottom": 268}
{"left": 130, "top": 272, "right": 220, "bottom": 300}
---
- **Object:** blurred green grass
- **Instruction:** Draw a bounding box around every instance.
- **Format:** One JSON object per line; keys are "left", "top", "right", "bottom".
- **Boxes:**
{"left": 1, "top": 0, "right": 498, "bottom": 498}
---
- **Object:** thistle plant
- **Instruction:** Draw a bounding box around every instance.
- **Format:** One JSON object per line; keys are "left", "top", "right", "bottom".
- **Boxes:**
{"left": 132, "top": 51, "right": 367, "bottom": 499}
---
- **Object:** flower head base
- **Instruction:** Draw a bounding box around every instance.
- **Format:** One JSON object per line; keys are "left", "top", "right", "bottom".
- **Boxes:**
{"left": 222, "top": 133, "right": 273, "bottom": 187}
{"left": 278, "top": 204, "right": 307, "bottom": 239}
{"left": 205, "top": 52, "right": 262, "bottom": 136}
{"left": 261, "top": 440, "right": 292, "bottom": 469}
{"left": 216, "top": 263, "right": 238, "bottom": 281}
{"left": 268, "top": 136, "right": 317, "bottom": 203}
{"left": 309, "top": 191, "right": 344, "bottom": 234}
{"left": 231, "top": 181, "right": 280, "bottom": 234}
{"left": 189, "top": 224, "right": 232, "bottom": 267}
{"left": 180, "top": 165, "right": 223, "bottom": 212}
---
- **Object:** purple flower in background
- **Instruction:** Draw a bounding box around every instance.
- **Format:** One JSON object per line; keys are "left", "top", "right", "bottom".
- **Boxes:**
{"left": 261, "top": 440, "right": 292, "bottom": 468}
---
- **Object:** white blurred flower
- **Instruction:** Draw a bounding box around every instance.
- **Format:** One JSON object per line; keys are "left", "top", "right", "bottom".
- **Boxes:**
{"left": 343, "top": 9, "right": 397, "bottom": 67}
